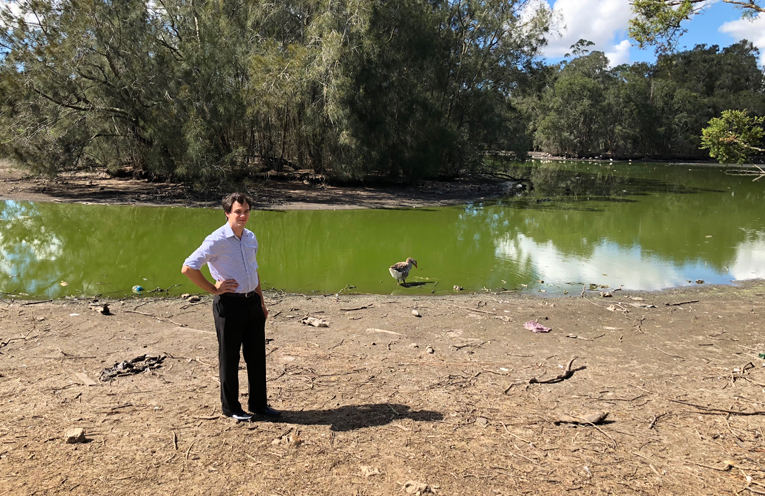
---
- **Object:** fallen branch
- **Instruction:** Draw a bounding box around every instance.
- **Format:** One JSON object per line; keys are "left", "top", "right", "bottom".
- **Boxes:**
{"left": 669, "top": 399, "right": 765, "bottom": 416}
{"left": 449, "top": 305, "right": 496, "bottom": 315}
{"left": 529, "top": 357, "right": 584, "bottom": 384}
{"left": 648, "top": 346, "right": 685, "bottom": 360}
{"left": 21, "top": 300, "right": 53, "bottom": 306}
{"left": 125, "top": 309, "right": 186, "bottom": 327}
{"left": 340, "top": 305, "right": 372, "bottom": 312}
{"left": 665, "top": 300, "right": 699, "bottom": 307}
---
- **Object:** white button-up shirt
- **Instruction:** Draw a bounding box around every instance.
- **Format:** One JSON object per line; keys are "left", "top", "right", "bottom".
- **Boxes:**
{"left": 183, "top": 223, "right": 260, "bottom": 293}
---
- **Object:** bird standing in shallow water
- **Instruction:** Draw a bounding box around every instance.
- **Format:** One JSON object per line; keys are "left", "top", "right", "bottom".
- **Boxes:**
{"left": 389, "top": 257, "right": 418, "bottom": 285}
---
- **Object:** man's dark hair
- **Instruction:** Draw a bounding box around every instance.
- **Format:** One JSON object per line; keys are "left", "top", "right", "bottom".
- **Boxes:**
{"left": 222, "top": 193, "right": 252, "bottom": 213}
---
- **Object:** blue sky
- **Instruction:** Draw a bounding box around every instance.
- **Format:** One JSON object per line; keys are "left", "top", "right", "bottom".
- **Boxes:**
{"left": 538, "top": 0, "right": 765, "bottom": 67}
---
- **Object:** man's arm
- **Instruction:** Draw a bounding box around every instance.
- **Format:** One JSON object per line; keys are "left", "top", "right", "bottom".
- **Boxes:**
{"left": 181, "top": 265, "right": 238, "bottom": 295}
{"left": 253, "top": 270, "right": 268, "bottom": 319}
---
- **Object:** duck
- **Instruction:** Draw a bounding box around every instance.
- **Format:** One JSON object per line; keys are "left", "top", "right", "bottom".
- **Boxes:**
{"left": 389, "top": 257, "right": 418, "bottom": 285}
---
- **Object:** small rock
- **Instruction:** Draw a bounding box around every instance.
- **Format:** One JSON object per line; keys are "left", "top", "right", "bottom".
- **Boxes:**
{"left": 453, "top": 285, "right": 463, "bottom": 291}
{"left": 186, "top": 295, "right": 201, "bottom": 303}
{"left": 409, "top": 343, "right": 420, "bottom": 349}
{"left": 300, "top": 316, "right": 329, "bottom": 327}
{"left": 412, "top": 309, "right": 421, "bottom": 318}
{"left": 360, "top": 465, "right": 381, "bottom": 477}
{"left": 180, "top": 293, "right": 190, "bottom": 299}
{"left": 403, "top": 481, "right": 433, "bottom": 494}
{"left": 599, "top": 291, "right": 612, "bottom": 298}
{"left": 475, "top": 417, "right": 489, "bottom": 427}
{"left": 425, "top": 346, "right": 435, "bottom": 354}
{"left": 695, "top": 279, "right": 704, "bottom": 284}
{"left": 65, "top": 428, "right": 86, "bottom": 444}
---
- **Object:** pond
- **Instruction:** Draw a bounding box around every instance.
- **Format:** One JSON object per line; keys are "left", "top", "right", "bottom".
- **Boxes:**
{"left": 1, "top": 161, "right": 763, "bottom": 299}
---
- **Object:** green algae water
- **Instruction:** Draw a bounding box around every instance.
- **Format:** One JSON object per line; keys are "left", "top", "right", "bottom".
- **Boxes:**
{"left": 1, "top": 161, "right": 763, "bottom": 298}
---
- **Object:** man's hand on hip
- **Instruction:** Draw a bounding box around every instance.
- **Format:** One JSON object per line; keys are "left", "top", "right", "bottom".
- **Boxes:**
{"left": 215, "top": 279, "right": 239, "bottom": 294}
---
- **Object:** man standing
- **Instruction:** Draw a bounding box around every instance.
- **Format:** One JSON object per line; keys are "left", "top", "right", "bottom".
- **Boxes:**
{"left": 181, "top": 193, "right": 280, "bottom": 421}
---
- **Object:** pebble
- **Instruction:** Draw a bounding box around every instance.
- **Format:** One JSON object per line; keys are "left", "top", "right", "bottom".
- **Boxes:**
{"left": 64, "top": 428, "right": 86, "bottom": 444}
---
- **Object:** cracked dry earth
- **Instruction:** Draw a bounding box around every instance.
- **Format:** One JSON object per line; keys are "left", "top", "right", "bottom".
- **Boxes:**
{"left": 1, "top": 281, "right": 765, "bottom": 495}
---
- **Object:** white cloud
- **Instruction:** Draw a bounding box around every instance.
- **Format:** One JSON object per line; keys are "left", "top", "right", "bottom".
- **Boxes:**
{"left": 539, "top": 0, "right": 634, "bottom": 66}
{"left": 605, "top": 39, "right": 632, "bottom": 66}
{"left": 719, "top": 15, "right": 765, "bottom": 66}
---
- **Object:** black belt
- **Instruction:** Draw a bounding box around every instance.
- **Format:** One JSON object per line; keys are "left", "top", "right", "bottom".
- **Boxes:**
{"left": 222, "top": 291, "right": 258, "bottom": 298}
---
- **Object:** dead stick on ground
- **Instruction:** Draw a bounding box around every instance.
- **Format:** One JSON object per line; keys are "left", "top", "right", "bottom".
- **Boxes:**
{"left": 665, "top": 300, "right": 699, "bottom": 306}
{"left": 125, "top": 309, "right": 186, "bottom": 327}
{"left": 340, "top": 305, "right": 372, "bottom": 312}
{"left": 529, "top": 357, "right": 582, "bottom": 384}
{"left": 648, "top": 346, "right": 685, "bottom": 360}
{"left": 172, "top": 431, "right": 178, "bottom": 450}
{"left": 185, "top": 440, "right": 195, "bottom": 461}
{"left": 584, "top": 419, "right": 617, "bottom": 449}
{"left": 0, "top": 329, "right": 35, "bottom": 349}
{"left": 500, "top": 422, "right": 533, "bottom": 445}
{"left": 690, "top": 461, "right": 731, "bottom": 472}
{"left": 21, "top": 300, "right": 53, "bottom": 306}
{"left": 449, "top": 305, "right": 496, "bottom": 315}
{"left": 633, "top": 452, "right": 661, "bottom": 477}
{"left": 670, "top": 399, "right": 765, "bottom": 415}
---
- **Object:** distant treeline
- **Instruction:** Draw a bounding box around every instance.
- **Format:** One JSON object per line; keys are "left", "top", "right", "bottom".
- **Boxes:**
{"left": 0, "top": 1, "right": 763, "bottom": 186}
{"left": 523, "top": 40, "right": 765, "bottom": 161}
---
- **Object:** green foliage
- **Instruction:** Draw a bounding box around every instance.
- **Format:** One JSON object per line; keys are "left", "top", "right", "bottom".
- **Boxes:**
{"left": 701, "top": 110, "right": 765, "bottom": 164}
{"left": 629, "top": 0, "right": 764, "bottom": 53}
{"left": 520, "top": 40, "right": 765, "bottom": 161}
{"left": 0, "top": 0, "right": 552, "bottom": 185}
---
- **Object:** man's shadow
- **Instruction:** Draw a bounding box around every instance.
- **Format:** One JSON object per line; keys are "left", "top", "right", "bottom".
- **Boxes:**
{"left": 260, "top": 403, "right": 443, "bottom": 431}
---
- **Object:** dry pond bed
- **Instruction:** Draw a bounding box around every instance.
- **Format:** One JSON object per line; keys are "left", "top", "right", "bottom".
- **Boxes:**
{"left": 2, "top": 282, "right": 765, "bottom": 495}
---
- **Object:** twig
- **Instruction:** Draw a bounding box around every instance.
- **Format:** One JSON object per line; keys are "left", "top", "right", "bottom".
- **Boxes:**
{"left": 669, "top": 399, "right": 765, "bottom": 415}
{"left": 430, "top": 281, "right": 438, "bottom": 294}
{"left": 665, "top": 300, "right": 699, "bottom": 306}
{"left": 648, "top": 346, "right": 685, "bottom": 360}
{"left": 449, "top": 305, "right": 496, "bottom": 315}
{"left": 340, "top": 305, "right": 372, "bottom": 312}
{"left": 452, "top": 342, "right": 485, "bottom": 351}
{"left": 185, "top": 440, "right": 195, "bottom": 461}
{"left": 172, "top": 431, "right": 178, "bottom": 450}
{"left": 580, "top": 285, "right": 586, "bottom": 297}
{"left": 0, "top": 329, "right": 35, "bottom": 349}
{"left": 529, "top": 357, "right": 583, "bottom": 384}
{"left": 690, "top": 461, "right": 732, "bottom": 472}
{"left": 328, "top": 339, "right": 345, "bottom": 350}
{"left": 21, "top": 300, "right": 53, "bottom": 306}
{"left": 125, "top": 309, "right": 186, "bottom": 327}
{"left": 648, "top": 413, "right": 668, "bottom": 429}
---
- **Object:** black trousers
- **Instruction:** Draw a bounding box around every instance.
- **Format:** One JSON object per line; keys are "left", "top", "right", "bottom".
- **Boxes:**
{"left": 212, "top": 293, "right": 267, "bottom": 416}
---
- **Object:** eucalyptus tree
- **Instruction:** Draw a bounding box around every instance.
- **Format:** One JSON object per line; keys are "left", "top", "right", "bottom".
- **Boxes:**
{"left": 0, "top": 0, "right": 553, "bottom": 184}
{"left": 629, "top": 0, "right": 764, "bottom": 53}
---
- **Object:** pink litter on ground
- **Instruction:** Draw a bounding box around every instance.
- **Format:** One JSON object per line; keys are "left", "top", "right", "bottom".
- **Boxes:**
{"left": 524, "top": 320, "right": 551, "bottom": 333}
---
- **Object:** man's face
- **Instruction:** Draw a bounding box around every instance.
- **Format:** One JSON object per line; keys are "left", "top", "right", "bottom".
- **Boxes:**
{"left": 225, "top": 201, "right": 250, "bottom": 230}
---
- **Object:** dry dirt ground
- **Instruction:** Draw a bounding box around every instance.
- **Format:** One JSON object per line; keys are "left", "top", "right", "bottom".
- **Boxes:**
{"left": 0, "top": 161, "right": 508, "bottom": 210}
{"left": 1, "top": 284, "right": 765, "bottom": 496}
{"left": 2, "top": 162, "right": 765, "bottom": 495}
